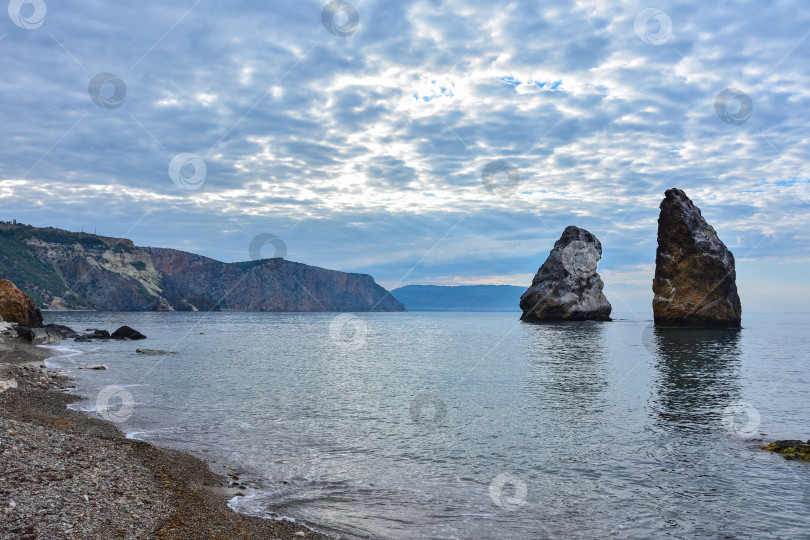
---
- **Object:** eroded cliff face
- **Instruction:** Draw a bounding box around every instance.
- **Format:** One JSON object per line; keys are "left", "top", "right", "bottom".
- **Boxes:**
{"left": 147, "top": 248, "right": 404, "bottom": 312}
{"left": 0, "top": 224, "right": 404, "bottom": 312}
{"left": 652, "top": 189, "right": 742, "bottom": 328}
{"left": 21, "top": 235, "right": 165, "bottom": 310}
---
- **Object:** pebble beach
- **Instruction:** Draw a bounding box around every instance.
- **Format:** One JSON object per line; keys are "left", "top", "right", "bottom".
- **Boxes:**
{"left": 0, "top": 342, "right": 327, "bottom": 540}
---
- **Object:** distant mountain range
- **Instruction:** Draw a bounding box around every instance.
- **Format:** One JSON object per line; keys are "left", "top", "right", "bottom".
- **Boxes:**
{"left": 390, "top": 285, "right": 524, "bottom": 311}
{"left": 0, "top": 222, "right": 404, "bottom": 312}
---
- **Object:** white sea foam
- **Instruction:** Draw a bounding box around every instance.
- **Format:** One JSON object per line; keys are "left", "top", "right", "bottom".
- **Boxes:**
{"left": 37, "top": 344, "right": 84, "bottom": 362}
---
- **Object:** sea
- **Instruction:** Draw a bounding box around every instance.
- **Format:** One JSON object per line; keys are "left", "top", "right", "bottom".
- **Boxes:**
{"left": 41, "top": 311, "right": 810, "bottom": 539}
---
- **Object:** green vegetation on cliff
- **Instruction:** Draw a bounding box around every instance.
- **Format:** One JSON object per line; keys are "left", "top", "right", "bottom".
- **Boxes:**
{"left": 0, "top": 227, "right": 68, "bottom": 305}
{"left": 0, "top": 222, "right": 404, "bottom": 312}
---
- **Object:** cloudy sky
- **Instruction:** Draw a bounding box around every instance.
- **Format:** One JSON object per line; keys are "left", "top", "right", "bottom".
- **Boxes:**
{"left": 1, "top": 0, "right": 809, "bottom": 314}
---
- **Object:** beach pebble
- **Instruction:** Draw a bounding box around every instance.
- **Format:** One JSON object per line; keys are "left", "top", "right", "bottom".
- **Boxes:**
{"left": 0, "top": 379, "right": 18, "bottom": 393}
{"left": 8, "top": 500, "right": 16, "bottom": 509}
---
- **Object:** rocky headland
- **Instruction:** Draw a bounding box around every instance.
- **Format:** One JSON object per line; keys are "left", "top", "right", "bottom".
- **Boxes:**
{"left": 652, "top": 188, "right": 742, "bottom": 329}
{"left": 0, "top": 223, "right": 404, "bottom": 312}
{"left": 520, "top": 226, "right": 612, "bottom": 322}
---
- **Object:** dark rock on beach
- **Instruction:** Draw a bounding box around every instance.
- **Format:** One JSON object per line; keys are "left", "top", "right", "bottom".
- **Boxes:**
{"left": 16, "top": 325, "right": 69, "bottom": 345}
{"left": 520, "top": 226, "right": 612, "bottom": 322}
{"left": 0, "top": 279, "right": 43, "bottom": 328}
{"left": 111, "top": 325, "right": 147, "bottom": 340}
{"left": 13, "top": 320, "right": 78, "bottom": 345}
{"left": 46, "top": 324, "right": 79, "bottom": 339}
{"left": 653, "top": 188, "right": 742, "bottom": 329}
{"left": 84, "top": 329, "right": 110, "bottom": 340}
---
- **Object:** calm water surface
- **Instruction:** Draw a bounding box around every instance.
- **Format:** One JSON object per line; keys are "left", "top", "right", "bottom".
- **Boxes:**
{"left": 43, "top": 311, "right": 810, "bottom": 539}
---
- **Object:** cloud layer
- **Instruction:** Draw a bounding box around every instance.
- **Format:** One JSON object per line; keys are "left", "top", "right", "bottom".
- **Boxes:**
{"left": 2, "top": 0, "right": 810, "bottom": 313}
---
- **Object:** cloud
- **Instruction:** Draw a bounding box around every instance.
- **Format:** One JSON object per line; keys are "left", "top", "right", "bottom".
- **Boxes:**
{"left": 1, "top": 0, "right": 809, "bottom": 313}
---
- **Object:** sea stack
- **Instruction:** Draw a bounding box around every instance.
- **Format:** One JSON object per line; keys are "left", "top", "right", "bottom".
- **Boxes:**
{"left": 520, "top": 226, "right": 612, "bottom": 322}
{"left": 653, "top": 188, "right": 742, "bottom": 329}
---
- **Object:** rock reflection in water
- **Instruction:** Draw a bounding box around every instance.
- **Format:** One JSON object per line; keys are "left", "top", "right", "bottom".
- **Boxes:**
{"left": 648, "top": 327, "right": 742, "bottom": 434}
{"left": 522, "top": 321, "right": 609, "bottom": 426}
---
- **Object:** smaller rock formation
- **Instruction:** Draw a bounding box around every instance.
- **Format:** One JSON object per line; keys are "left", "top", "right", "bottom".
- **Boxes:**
{"left": 78, "top": 364, "right": 108, "bottom": 370}
{"left": 520, "top": 226, "right": 612, "bottom": 322}
{"left": 0, "top": 279, "right": 43, "bottom": 327}
{"left": 653, "top": 188, "right": 742, "bottom": 328}
{"left": 111, "top": 326, "right": 147, "bottom": 340}
{"left": 136, "top": 349, "right": 175, "bottom": 355}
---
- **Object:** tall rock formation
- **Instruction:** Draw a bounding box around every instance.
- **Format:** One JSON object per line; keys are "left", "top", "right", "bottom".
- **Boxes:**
{"left": 520, "top": 226, "right": 612, "bottom": 322}
{"left": 0, "top": 279, "right": 43, "bottom": 327}
{"left": 653, "top": 188, "right": 742, "bottom": 328}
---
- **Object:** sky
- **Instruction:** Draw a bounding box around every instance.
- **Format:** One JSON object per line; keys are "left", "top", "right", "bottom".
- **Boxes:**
{"left": 1, "top": 0, "right": 809, "bottom": 315}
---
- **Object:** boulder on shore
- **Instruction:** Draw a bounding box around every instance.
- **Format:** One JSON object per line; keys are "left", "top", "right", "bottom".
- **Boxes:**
{"left": 653, "top": 188, "right": 742, "bottom": 329}
{"left": 0, "top": 279, "right": 43, "bottom": 328}
{"left": 46, "top": 324, "right": 79, "bottom": 339}
{"left": 520, "top": 226, "right": 612, "bottom": 322}
{"left": 16, "top": 324, "right": 77, "bottom": 345}
{"left": 111, "top": 326, "right": 147, "bottom": 340}
{"left": 83, "top": 330, "right": 110, "bottom": 340}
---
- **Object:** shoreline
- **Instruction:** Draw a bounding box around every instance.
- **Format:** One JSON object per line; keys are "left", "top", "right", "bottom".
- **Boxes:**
{"left": 0, "top": 341, "right": 329, "bottom": 539}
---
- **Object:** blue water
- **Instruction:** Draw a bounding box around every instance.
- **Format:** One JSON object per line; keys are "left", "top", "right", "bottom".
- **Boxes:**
{"left": 43, "top": 311, "right": 810, "bottom": 539}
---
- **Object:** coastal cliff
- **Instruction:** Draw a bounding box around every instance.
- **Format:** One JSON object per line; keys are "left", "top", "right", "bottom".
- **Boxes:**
{"left": 0, "top": 223, "right": 404, "bottom": 312}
